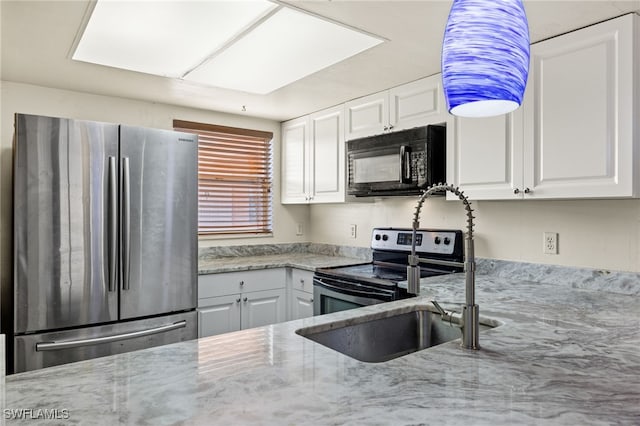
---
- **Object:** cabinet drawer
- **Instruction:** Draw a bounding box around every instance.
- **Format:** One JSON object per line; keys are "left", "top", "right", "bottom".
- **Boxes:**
{"left": 291, "top": 269, "right": 315, "bottom": 293}
{"left": 198, "top": 268, "right": 286, "bottom": 299}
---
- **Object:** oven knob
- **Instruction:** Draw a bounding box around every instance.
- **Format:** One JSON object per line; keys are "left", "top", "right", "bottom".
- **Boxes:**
{"left": 375, "top": 234, "right": 381, "bottom": 241}
{"left": 444, "top": 237, "right": 451, "bottom": 245}
{"left": 382, "top": 234, "right": 389, "bottom": 241}
{"left": 434, "top": 236, "right": 441, "bottom": 244}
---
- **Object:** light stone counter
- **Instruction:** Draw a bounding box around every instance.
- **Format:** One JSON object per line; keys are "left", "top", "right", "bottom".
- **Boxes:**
{"left": 3, "top": 264, "right": 640, "bottom": 425}
{"left": 198, "top": 242, "right": 372, "bottom": 274}
{"left": 198, "top": 252, "right": 369, "bottom": 274}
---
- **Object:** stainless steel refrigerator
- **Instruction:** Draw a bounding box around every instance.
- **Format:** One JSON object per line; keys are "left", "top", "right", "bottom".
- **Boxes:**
{"left": 6, "top": 113, "right": 198, "bottom": 374}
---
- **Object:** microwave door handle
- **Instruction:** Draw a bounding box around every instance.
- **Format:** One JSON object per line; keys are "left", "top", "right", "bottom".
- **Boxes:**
{"left": 400, "top": 145, "right": 411, "bottom": 183}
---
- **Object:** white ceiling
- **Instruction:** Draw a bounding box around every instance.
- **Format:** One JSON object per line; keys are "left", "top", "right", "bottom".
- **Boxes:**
{"left": 2, "top": 1, "right": 639, "bottom": 122}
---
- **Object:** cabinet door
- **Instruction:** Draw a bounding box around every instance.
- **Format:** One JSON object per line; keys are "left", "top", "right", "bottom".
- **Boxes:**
{"left": 291, "top": 269, "right": 314, "bottom": 293}
{"left": 281, "top": 116, "right": 310, "bottom": 204}
{"left": 344, "top": 90, "right": 388, "bottom": 140}
{"left": 198, "top": 295, "right": 241, "bottom": 338}
{"left": 309, "top": 105, "right": 345, "bottom": 203}
{"left": 241, "top": 288, "right": 286, "bottom": 330}
{"left": 523, "top": 14, "right": 636, "bottom": 198}
{"left": 291, "top": 289, "right": 314, "bottom": 321}
{"left": 389, "top": 75, "right": 448, "bottom": 131}
{"left": 448, "top": 111, "right": 524, "bottom": 200}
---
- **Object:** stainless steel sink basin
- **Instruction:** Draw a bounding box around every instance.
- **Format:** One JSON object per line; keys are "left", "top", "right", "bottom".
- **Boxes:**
{"left": 296, "top": 306, "right": 496, "bottom": 363}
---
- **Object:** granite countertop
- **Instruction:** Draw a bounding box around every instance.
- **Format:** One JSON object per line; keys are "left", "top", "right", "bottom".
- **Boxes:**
{"left": 198, "top": 252, "right": 368, "bottom": 274}
{"left": 4, "top": 267, "right": 640, "bottom": 425}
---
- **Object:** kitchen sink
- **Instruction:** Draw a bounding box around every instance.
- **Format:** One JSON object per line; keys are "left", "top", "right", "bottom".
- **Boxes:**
{"left": 296, "top": 306, "right": 496, "bottom": 363}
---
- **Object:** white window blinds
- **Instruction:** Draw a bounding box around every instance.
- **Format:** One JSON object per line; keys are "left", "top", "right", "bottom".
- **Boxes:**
{"left": 173, "top": 120, "right": 273, "bottom": 235}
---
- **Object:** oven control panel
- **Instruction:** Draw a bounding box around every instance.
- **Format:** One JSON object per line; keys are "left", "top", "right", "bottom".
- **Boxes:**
{"left": 371, "top": 228, "right": 460, "bottom": 255}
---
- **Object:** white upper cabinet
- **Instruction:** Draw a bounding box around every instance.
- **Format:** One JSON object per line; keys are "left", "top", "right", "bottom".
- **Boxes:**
{"left": 344, "top": 90, "right": 388, "bottom": 140}
{"left": 449, "top": 13, "right": 639, "bottom": 200}
{"left": 447, "top": 111, "right": 524, "bottom": 200}
{"left": 345, "top": 74, "right": 448, "bottom": 140}
{"left": 309, "top": 106, "right": 345, "bottom": 203}
{"left": 522, "top": 13, "right": 637, "bottom": 199}
{"left": 281, "top": 105, "right": 345, "bottom": 204}
{"left": 281, "top": 116, "right": 310, "bottom": 204}
{"left": 389, "top": 76, "right": 448, "bottom": 131}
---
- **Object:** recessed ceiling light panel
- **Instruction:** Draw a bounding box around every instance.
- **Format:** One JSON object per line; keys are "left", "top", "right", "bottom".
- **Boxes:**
{"left": 183, "top": 7, "right": 384, "bottom": 94}
{"left": 72, "top": 0, "right": 277, "bottom": 77}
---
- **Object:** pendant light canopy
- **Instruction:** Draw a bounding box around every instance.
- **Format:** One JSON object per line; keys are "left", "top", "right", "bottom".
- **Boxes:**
{"left": 441, "top": 0, "right": 530, "bottom": 117}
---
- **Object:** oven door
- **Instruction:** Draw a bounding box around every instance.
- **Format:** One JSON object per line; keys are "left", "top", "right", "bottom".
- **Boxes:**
{"left": 313, "top": 276, "right": 397, "bottom": 316}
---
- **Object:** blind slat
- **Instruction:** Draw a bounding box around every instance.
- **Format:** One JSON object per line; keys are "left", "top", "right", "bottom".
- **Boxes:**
{"left": 174, "top": 119, "right": 273, "bottom": 235}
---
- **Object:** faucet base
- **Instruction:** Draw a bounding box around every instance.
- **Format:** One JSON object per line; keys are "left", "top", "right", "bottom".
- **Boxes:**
{"left": 461, "top": 304, "right": 480, "bottom": 350}
{"left": 406, "top": 264, "right": 421, "bottom": 295}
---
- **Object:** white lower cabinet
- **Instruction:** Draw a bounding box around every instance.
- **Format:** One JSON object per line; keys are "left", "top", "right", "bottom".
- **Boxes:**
{"left": 198, "top": 267, "right": 320, "bottom": 337}
{"left": 291, "top": 289, "right": 314, "bottom": 320}
{"left": 198, "top": 294, "right": 241, "bottom": 337}
{"left": 198, "top": 269, "right": 286, "bottom": 338}
{"left": 241, "top": 288, "right": 287, "bottom": 330}
{"left": 289, "top": 268, "right": 315, "bottom": 321}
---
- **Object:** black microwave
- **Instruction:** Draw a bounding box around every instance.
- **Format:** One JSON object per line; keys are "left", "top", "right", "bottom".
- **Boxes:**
{"left": 346, "top": 125, "right": 446, "bottom": 197}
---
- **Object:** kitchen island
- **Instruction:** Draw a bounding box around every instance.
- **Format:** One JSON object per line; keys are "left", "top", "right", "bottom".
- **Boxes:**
{"left": 3, "top": 261, "right": 640, "bottom": 425}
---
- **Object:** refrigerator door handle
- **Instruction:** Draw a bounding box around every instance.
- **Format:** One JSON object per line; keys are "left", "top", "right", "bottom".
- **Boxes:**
{"left": 122, "top": 157, "right": 131, "bottom": 291}
{"left": 108, "top": 156, "right": 117, "bottom": 292}
{"left": 35, "top": 320, "right": 187, "bottom": 352}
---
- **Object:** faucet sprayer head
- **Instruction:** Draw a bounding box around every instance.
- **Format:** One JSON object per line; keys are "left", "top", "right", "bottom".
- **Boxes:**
{"left": 412, "top": 183, "right": 475, "bottom": 239}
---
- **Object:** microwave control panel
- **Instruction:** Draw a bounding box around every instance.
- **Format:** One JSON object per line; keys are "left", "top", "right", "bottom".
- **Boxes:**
{"left": 411, "top": 151, "right": 427, "bottom": 184}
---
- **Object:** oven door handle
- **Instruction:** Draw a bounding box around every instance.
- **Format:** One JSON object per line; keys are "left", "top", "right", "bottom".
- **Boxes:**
{"left": 314, "top": 278, "right": 395, "bottom": 299}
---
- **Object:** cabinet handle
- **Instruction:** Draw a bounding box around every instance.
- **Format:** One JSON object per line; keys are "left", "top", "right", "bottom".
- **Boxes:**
{"left": 239, "top": 280, "right": 244, "bottom": 286}
{"left": 524, "top": 187, "right": 531, "bottom": 194}
{"left": 310, "top": 298, "right": 314, "bottom": 302}
{"left": 383, "top": 126, "right": 389, "bottom": 131}
{"left": 236, "top": 298, "right": 241, "bottom": 303}
{"left": 388, "top": 125, "right": 394, "bottom": 130}
{"left": 300, "top": 279, "right": 305, "bottom": 285}
{"left": 513, "top": 188, "right": 520, "bottom": 195}
{"left": 243, "top": 297, "right": 248, "bottom": 302}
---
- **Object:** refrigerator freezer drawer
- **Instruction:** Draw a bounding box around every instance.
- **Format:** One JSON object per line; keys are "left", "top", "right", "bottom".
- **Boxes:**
{"left": 14, "top": 311, "right": 196, "bottom": 373}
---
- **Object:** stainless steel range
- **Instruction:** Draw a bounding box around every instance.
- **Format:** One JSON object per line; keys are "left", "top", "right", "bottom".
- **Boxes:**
{"left": 313, "top": 228, "right": 464, "bottom": 315}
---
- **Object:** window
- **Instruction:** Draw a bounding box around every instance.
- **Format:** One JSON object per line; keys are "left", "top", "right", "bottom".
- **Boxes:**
{"left": 173, "top": 120, "right": 273, "bottom": 236}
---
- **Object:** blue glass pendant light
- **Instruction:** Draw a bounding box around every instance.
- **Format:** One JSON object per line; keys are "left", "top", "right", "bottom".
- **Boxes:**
{"left": 442, "top": 0, "right": 530, "bottom": 117}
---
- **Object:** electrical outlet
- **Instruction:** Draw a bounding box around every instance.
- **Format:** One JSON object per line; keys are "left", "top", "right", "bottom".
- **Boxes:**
{"left": 349, "top": 224, "right": 357, "bottom": 239}
{"left": 543, "top": 232, "right": 558, "bottom": 254}
{"left": 296, "top": 223, "right": 303, "bottom": 236}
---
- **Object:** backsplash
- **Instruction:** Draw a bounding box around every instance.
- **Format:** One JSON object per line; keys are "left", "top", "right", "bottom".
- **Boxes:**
{"left": 198, "top": 243, "right": 371, "bottom": 262}
{"left": 198, "top": 244, "right": 638, "bottom": 296}
{"left": 477, "top": 258, "right": 640, "bottom": 296}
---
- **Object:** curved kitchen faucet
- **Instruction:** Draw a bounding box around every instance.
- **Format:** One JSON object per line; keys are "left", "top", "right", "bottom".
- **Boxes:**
{"left": 407, "top": 183, "right": 480, "bottom": 350}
